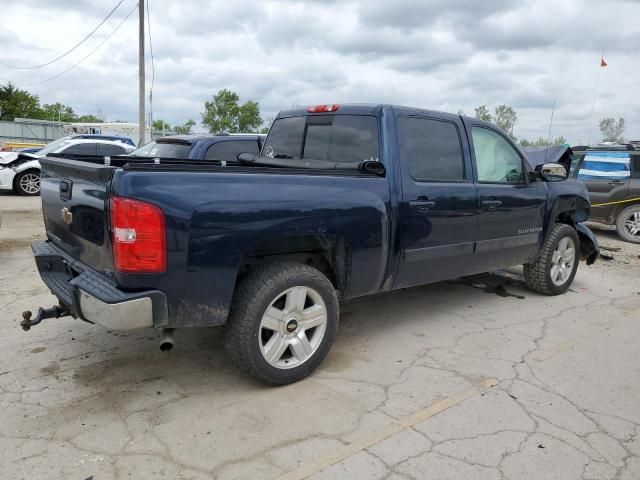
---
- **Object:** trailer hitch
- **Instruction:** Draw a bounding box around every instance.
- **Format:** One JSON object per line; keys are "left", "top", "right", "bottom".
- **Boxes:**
{"left": 21, "top": 304, "right": 69, "bottom": 331}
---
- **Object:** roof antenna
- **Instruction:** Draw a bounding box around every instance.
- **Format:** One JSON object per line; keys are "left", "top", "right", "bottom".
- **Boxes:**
{"left": 543, "top": 99, "right": 556, "bottom": 164}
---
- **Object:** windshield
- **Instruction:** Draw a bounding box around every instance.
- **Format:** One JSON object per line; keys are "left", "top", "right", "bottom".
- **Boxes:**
{"left": 129, "top": 141, "right": 191, "bottom": 159}
{"left": 36, "top": 136, "right": 75, "bottom": 156}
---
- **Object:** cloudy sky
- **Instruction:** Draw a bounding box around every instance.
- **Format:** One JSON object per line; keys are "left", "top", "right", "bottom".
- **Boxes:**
{"left": 1, "top": 0, "right": 639, "bottom": 144}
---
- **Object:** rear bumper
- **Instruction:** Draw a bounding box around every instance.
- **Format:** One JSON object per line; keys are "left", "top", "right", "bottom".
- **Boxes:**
{"left": 32, "top": 240, "right": 168, "bottom": 330}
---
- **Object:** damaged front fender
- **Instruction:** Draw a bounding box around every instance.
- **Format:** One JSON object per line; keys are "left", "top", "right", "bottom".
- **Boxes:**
{"left": 576, "top": 223, "right": 599, "bottom": 265}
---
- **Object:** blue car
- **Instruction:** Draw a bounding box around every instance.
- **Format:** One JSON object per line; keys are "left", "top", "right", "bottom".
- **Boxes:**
{"left": 129, "top": 134, "right": 265, "bottom": 161}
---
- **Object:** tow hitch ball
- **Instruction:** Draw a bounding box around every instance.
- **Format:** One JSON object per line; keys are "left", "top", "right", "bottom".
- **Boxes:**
{"left": 20, "top": 305, "right": 69, "bottom": 331}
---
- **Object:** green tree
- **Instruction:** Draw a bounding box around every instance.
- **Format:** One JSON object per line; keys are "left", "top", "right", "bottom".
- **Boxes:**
{"left": 152, "top": 119, "right": 171, "bottom": 131}
{"left": 599, "top": 117, "right": 625, "bottom": 143}
{"left": 76, "top": 114, "right": 103, "bottom": 123}
{"left": 493, "top": 104, "right": 518, "bottom": 139}
{"left": 201, "top": 89, "right": 263, "bottom": 134}
{"left": 0, "top": 82, "right": 42, "bottom": 120}
{"left": 238, "top": 100, "right": 262, "bottom": 132}
{"left": 174, "top": 119, "right": 195, "bottom": 135}
{"left": 38, "top": 102, "right": 77, "bottom": 122}
{"left": 474, "top": 105, "right": 492, "bottom": 122}
{"left": 520, "top": 136, "right": 567, "bottom": 147}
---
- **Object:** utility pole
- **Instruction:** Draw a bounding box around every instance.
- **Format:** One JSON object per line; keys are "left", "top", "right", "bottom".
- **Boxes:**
{"left": 138, "top": 0, "right": 145, "bottom": 146}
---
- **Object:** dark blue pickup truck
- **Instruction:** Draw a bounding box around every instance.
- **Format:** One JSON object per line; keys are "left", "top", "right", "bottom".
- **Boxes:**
{"left": 25, "top": 104, "right": 599, "bottom": 384}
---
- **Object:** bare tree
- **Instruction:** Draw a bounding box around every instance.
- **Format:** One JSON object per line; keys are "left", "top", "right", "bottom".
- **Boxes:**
{"left": 599, "top": 117, "right": 625, "bottom": 143}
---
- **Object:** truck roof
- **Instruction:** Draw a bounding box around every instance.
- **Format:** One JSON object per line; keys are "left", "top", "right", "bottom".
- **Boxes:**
{"left": 276, "top": 103, "right": 468, "bottom": 123}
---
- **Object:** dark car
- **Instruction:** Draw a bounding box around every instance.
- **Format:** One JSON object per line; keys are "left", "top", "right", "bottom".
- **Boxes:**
{"left": 130, "top": 134, "right": 265, "bottom": 161}
{"left": 570, "top": 145, "right": 640, "bottom": 243}
{"left": 25, "top": 104, "right": 598, "bottom": 385}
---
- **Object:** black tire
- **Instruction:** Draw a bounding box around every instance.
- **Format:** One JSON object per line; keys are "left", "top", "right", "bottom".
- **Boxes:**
{"left": 615, "top": 205, "right": 640, "bottom": 244}
{"left": 224, "top": 262, "right": 339, "bottom": 385}
{"left": 523, "top": 224, "right": 580, "bottom": 295}
{"left": 14, "top": 169, "right": 41, "bottom": 196}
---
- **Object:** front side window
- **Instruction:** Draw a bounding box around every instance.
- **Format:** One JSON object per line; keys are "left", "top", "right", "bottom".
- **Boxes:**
{"left": 472, "top": 127, "right": 524, "bottom": 183}
{"left": 206, "top": 140, "right": 260, "bottom": 161}
{"left": 397, "top": 117, "right": 465, "bottom": 181}
{"left": 263, "top": 115, "right": 379, "bottom": 163}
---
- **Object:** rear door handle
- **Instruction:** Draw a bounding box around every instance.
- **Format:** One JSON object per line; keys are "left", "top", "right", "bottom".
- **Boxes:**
{"left": 481, "top": 199, "right": 502, "bottom": 210}
{"left": 409, "top": 199, "right": 436, "bottom": 212}
{"left": 608, "top": 180, "right": 624, "bottom": 185}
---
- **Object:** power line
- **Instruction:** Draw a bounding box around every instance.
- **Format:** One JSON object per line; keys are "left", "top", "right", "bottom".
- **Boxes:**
{"left": 0, "top": 0, "right": 125, "bottom": 70}
{"left": 147, "top": 0, "right": 155, "bottom": 128}
{"left": 21, "top": 3, "right": 138, "bottom": 86}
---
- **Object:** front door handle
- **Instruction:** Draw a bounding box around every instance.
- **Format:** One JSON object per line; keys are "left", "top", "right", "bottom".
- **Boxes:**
{"left": 481, "top": 199, "right": 502, "bottom": 210}
{"left": 409, "top": 199, "right": 436, "bottom": 212}
{"left": 608, "top": 180, "right": 624, "bottom": 185}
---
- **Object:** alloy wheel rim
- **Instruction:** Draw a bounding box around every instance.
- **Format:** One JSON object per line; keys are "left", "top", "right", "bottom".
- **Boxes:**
{"left": 623, "top": 212, "right": 640, "bottom": 237}
{"left": 258, "top": 285, "right": 328, "bottom": 369}
{"left": 19, "top": 173, "right": 40, "bottom": 194}
{"left": 550, "top": 236, "right": 576, "bottom": 286}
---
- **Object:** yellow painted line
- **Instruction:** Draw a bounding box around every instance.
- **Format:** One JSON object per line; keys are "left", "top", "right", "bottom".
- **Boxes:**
{"left": 592, "top": 197, "right": 640, "bottom": 207}
{"left": 277, "top": 378, "right": 498, "bottom": 480}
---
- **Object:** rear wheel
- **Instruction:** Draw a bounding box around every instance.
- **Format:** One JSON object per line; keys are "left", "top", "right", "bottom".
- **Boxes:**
{"left": 615, "top": 205, "right": 640, "bottom": 244}
{"left": 14, "top": 170, "right": 40, "bottom": 196}
{"left": 224, "top": 262, "right": 339, "bottom": 385}
{"left": 524, "top": 223, "right": 579, "bottom": 295}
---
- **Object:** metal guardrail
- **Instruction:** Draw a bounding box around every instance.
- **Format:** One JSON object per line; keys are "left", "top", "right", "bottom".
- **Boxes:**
{"left": 1, "top": 141, "right": 46, "bottom": 151}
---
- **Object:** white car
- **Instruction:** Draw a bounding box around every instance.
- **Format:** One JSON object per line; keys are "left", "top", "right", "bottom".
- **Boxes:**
{"left": 0, "top": 137, "right": 135, "bottom": 195}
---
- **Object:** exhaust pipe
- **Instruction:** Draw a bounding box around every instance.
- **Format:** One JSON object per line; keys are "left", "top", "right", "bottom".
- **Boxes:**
{"left": 160, "top": 328, "right": 175, "bottom": 351}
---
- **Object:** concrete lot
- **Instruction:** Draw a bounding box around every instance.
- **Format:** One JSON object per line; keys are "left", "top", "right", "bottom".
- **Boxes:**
{"left": 1, "top": 192, "right": 639, "bottom": 480}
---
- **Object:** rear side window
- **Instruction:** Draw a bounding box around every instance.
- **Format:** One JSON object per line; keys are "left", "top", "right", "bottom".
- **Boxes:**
{"left": 63, "top": 143, "right": 97, "bottom": 155}
{"left": 205, "top": 140, "right": 260, "bottom": 161}
{"left": 397, "top": 117, "right": 465, "bottom": 181}
{"left": 577, "top": 152, "right": 630, "bottom": 180}
{"left": 263, "top": 115, "right": 379, "bottom": 163}
{"left": 148, "top": 142, "right": 191, "bottom": 159}
{"left": 97, "top": 144, "right": 127, "bottom": 156}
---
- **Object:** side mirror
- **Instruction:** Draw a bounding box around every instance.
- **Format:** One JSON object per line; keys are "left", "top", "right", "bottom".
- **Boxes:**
{"left": 534, "top": 162, "right": 567, "bottom": 182}
{"left": 237, "top": 152, "right": 258, "bottom": 164}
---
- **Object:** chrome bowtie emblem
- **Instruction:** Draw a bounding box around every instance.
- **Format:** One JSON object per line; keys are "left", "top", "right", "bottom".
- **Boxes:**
{"left": 61, "top": 207, "right": 73, "bottom": 225}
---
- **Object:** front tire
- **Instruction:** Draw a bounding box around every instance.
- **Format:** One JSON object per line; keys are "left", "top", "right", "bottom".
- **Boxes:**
{"left": 615, "top": 205, "right": 640, "bottom": 244}
{"left": 14, "top": 170, "right": 41, "bottom": 196}
{"left": 224, "top": 262, "right": 339, "bottom": 385}
{"left": 524, "top": 224, "right": 579, "bottom": 295}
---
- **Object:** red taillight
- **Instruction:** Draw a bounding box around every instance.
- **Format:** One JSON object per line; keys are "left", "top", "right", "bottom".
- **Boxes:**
{"left": 307, "top": 104, "right": 340, "bottom": 113}
{"left": 110, "top": 196, "right": 166, "bottom": 273}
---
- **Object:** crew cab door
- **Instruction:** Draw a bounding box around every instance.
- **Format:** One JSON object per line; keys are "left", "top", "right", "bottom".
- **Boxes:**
{"left": 393, "top": 112, "right": 478, "bottom": 288}
{"left": 576, "top": 151, "right": 631, "bottom": 222}
{"left": 466, "top": 121, "right": 547, "bottom": 270}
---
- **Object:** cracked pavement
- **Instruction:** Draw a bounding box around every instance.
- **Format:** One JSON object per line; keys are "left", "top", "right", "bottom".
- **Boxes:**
{"left": 1, "top": 194, "right": 639, "bottom": 479}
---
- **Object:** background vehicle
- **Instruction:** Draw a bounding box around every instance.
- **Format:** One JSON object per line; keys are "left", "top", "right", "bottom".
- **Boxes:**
{"left": 570, "top": 145, "right": 640, "bottom": 243}
{"left": 27, "top": 104, "right": 598, "bottom": 385}
{"left": 129, "top": 134, "right": 265, "bottom": 161}
{"left": 0, "top": 137, "right": 135, "bottom": 195}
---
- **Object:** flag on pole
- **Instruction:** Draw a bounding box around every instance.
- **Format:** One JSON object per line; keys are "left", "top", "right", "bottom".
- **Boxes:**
{"left": 600, "top": 55, "right": 608, "bottom": 67}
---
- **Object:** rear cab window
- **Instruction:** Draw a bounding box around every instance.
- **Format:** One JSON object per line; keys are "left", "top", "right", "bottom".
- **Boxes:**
{"left": 263, "top": 115, "right": 380, "bottom": 164}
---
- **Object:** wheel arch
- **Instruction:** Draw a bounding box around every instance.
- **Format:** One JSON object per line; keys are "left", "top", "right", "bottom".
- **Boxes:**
{"left": 237, "top": 234, "right": 351, "bottom": 297}
{"left": 546, "top": 196, "right": 598, "bottom": 265}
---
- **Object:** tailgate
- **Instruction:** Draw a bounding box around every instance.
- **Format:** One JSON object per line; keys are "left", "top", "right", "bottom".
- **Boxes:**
{"left": 40, "top": 157, "right": 115, "bottom": 273}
